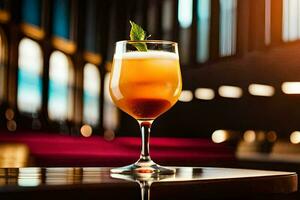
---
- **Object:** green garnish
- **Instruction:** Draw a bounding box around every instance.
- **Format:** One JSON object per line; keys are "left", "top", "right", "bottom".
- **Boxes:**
{"left": 129, "top": 20, "right": 151, "bottom": 51}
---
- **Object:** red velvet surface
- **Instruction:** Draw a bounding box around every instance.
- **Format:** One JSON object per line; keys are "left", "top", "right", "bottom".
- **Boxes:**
{"left": 0, "top": 133, "right": 235, "bottom": 167}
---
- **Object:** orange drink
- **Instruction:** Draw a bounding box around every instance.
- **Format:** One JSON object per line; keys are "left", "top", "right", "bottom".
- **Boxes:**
{"left": 109, "top": 40, "right": 181, "bottom": 175}
{"left": 110, "top": 51, "right": 182, "bottom": 120}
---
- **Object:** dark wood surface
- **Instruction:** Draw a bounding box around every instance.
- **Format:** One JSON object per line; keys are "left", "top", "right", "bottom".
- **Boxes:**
{"left": 0, "top": 167, "right": 297, "bottom": 200}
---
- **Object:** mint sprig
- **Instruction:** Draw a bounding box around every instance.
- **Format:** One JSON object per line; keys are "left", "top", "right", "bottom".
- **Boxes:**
{"left": 129, "top": 20, "right": 151, "bottom": 51}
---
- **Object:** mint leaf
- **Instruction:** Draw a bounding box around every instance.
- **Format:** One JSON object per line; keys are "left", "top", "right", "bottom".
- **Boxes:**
{"left": 129, "top": 20, "right": 149, "bottom": 51}
{"left": 130, "top": 20, "right": 146, "bottom": 40}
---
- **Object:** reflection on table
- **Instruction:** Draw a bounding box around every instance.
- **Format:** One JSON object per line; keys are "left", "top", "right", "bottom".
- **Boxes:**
{"left": 0, "top": 167, "right": 296, "bottom": 200}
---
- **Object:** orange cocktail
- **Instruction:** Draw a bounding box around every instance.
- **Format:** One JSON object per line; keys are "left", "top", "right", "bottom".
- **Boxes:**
{"left": 109, "top": 40, "right": 182, "bottom": 175}
{"left": 110, "top": 51, "right": 182, "bottom": 120}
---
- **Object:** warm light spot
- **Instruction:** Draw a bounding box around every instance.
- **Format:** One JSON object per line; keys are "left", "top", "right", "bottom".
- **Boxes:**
{"left": 257, "top": 131, "right": 266, "bottom": 142}
{"left": 282, "top": 82, "right": 300, "bottom": 94}
{"left": 18, "top": 177, "right": 41, "bottom": 187}
{"left": 0, "top": 144, "right": 29, "bottom": 167}
{"left": 18, "top": 168, "right": 41, "bottom": 187}
{"left": 179, "top": 90, "right": 193, "bottom": 102}
{"left": 218, "top": 85, "right": 242, "bottom": 98}
{"left": 194, "top": 88, "right": 215, "bottom": 100}
{"left": 80, "top": 124, "right": 92, "bottom": 137}
{"left": 104, "top": 130, "right": 115, "bottom": 141}
{"left": 243, "top": 130, "right": 256, "bottom": 143}
{"left": 290, "top": 131, "right": 300, "bottom": 144}
{"left": 211, "top": 130, "right": 228, "bottom": 143}
{"left": 5, "top": 109, "right": 14, "bottom": 120}
{"left": 19, "top": 167, "right": 41, "bottom": 175}
{"left": 248, "top": 84, "right": 275, "bottom": 97}
{"left": 267, "top": 131, "right": 277, "bottom": 142}
{"left": 7, "top": 120, "right": 17, "bottom": 132}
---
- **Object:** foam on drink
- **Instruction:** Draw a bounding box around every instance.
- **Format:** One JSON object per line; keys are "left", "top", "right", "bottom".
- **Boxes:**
{"left": 114, "top": 51, "right": 179, "bottom": 60}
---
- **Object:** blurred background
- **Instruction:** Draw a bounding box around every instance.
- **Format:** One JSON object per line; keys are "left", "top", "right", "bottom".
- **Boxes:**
{"left": 1, "top": 0, "right": 300, "bottom": 169}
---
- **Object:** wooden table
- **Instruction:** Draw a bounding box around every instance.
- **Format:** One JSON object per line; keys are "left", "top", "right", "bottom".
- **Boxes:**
{"left": 0, "top": 167, "right": 297, "bottom": 200}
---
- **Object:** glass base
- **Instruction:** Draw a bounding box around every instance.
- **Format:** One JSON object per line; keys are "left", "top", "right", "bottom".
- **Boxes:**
{"left": 110, "top": 160, "right": 176, "bottom": 175}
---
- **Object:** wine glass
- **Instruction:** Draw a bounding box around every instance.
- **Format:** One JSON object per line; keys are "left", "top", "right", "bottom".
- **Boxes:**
{"left": 109, "top": 40, "right": 182, "bottom": 174}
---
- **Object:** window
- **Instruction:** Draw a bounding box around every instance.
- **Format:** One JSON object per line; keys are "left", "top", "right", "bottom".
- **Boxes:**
{"left": 219, "top": 0, "right": 237, "bottom": 57}
{"left": 282, "top": 0, "right": 300, "bottom": 42}
{"left": 17, "top": 38, "right": 43, "bottom": 113}
{"left": 21, "top": 0, "right": 42, "bottom": 27}
{"left": 52, "top": 0, "right": 71, "bottom": 39}
{"left": 103, "top": 72, "right": 119, "bottom": 131}
{"left": 178, "top": 0, "right": 193, "bottom": 29}
{"left": 197, "top": 0, "right": 211, "bottom": 62}
{"left": 0, "top": 28, "right": 7, "bottom": 103}
{"left": 48, "top": 51, "right": 74, "bottom": 121}
{"left": 178, "top": 0, "right": 193, "bottom": 64}
{"left": 83, "top": 63, "right": 100, "bottom": 126}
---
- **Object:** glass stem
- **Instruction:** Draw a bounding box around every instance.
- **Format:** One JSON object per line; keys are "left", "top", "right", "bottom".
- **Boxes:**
{"left": 140, "top": 182, "right": 151, "bottom": 200}
{"left": 138, "top": 120, "right": 153, "bottom": 162}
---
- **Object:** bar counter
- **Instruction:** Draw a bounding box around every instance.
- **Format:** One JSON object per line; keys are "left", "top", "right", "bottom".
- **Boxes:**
{"left": 0, "top": 167, "right": 297, "bottom": 200}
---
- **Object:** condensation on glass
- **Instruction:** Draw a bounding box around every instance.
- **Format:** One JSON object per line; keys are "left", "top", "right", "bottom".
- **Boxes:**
{"left": 197, "top": 0, "right": 210, "bottom": 63}
{"left": 103, "top": 72, "right": 119, "bottom": 132}
{"left": 0, "top": 28, "right": 7, "bottom": 103}
{"left": 282, "top": 0, "right": 300, "bottom": 42}
{"left": 219, "top": 0, "right": 237, "bottom": 57}
{"left": 17, "top": 38, "right": 43, "bottom": 113}
{"left": 83, "top": 63, "right": 100, "bottom": 126}
{"left": 48, "top": 51, "right": 74, "bottom": 121}
{"left": 178, "top": 0, "right": 193, "bottom": 64}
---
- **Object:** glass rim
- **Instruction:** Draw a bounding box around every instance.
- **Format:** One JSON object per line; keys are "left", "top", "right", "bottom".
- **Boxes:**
{"left": 116, "top": 40, "right": 178, "bottom": 45}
